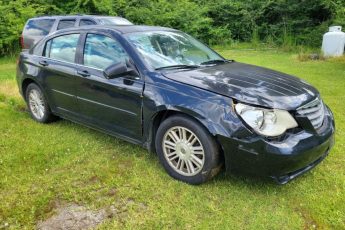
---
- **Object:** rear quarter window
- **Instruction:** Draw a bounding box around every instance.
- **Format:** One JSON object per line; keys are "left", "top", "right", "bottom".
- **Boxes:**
{"left": 23, "top": 19, "right": 55, "bottom": 36}
{"left": 44, "top": 34, "right": 80, "bottom": 63}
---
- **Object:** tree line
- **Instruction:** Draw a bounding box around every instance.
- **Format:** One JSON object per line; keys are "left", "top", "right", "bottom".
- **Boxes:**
{"left": 0, "top": 0, "right": 344, "bottom": 55}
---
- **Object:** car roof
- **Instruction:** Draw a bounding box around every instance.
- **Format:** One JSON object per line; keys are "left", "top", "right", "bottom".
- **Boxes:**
{"left": 53, "top": 25, "right": 178, "bottom": 35}
{"left": 28, "top": 15, "right": 127, "bottom": 20}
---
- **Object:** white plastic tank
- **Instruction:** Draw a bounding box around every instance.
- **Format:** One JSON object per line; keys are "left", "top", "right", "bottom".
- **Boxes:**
{"left": 322, "top": 26, "right": 345, "bottom": 57}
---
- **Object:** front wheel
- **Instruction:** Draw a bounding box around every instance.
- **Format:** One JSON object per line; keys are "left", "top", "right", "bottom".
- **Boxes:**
{"left": 155, "top": 115, "right": 222, "bottom": 184}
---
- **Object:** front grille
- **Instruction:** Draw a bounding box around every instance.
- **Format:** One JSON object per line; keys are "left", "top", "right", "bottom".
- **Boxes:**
{"left": 297, "top": 98, "right": 325, "bottom": 130}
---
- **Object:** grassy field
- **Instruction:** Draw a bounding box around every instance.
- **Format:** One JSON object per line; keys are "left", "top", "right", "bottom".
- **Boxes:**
{"left": 0, "top": 50, "right": 344, "bottom": 229}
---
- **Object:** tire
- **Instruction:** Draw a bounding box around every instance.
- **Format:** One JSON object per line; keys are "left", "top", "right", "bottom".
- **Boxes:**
{"left": 25, "top": 83, "right": 56, "bottom": 123}
{"left": 155, "top": 114, "right": 222, "bottom": 184}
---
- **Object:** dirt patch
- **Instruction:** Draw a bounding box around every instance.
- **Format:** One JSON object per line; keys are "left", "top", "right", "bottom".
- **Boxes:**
{"left": 106, "top": 188, "right": 117, "bottom": 197}
{"left": 0, "top": 80, "right": 27, "bottom": 113}
{"left": 37, "top": 198, "right": 143, "bottom": 230}
{"left": 0, "top": 80, "right": 21, "bottom": 99}
{"left": 37, "top": 204, "right": 108, "bottom": 230}
{"left": 297, "top": 53, "right": 325, "bottom": 62}
{"left": 294, "top": 206, "right": 318, "bottom": 230}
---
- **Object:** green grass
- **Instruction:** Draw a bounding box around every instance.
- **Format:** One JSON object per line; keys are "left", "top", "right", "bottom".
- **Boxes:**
{"left": 0, "top": 50, "right": 344, "bottom": 229}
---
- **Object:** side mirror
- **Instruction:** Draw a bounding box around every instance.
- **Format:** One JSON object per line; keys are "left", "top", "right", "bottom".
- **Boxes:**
{"left": 103, "top": 62, "right": 130, "bottom": 79}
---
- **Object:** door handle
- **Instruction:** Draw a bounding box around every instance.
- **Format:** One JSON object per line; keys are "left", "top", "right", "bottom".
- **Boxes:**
{"left": 39, "top": 60, "right": 49, "bottom": 66}
{"left": 77, "top": 70, "right": 90, "bottom": 77}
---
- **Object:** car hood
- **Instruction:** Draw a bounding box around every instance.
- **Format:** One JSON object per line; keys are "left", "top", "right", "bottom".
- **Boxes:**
{"left": 162, "top": 62, "right": 319, "bottom": 110}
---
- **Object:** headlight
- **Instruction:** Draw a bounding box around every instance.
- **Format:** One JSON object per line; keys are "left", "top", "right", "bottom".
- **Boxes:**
{"left": 235, "top": 103, "right": 298, "bottom": 137}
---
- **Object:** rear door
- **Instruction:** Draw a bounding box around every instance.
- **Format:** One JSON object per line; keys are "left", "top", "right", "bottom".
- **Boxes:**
{"left": 38, "top": 33, "right": 81, "bottom": 116}
{"left": 74, "top": 33, "right": 144, "bottom": 140}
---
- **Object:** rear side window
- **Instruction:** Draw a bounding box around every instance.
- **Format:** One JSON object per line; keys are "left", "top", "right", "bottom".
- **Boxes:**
{"left": 24, "top": 19, "right": 55, "bottom": 36}
{"left": 44, "top": 34, "right": 80, "bottom": 63}
{"left": 57, "top": 19, "right": 76, "bottom": 30}
{"left": 83, "top": 33, "right": 129, "bottom": 70}
{"left": 80, "top": 19, "right": 97, "bottom": 26}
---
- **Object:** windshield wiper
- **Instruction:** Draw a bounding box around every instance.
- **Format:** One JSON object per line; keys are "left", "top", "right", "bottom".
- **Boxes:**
{"left": 200, "top": 59, "right": 231, "bottom": 65}
{"left": 155, "top": 64, "right": 200, "bottom": 70}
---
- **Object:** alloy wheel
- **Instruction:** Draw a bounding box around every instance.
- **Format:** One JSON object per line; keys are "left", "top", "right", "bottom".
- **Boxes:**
{"left": 162, "top": 126, "right": 205, "bottom": 176}
{"left": 28, "top": 89, "right": 45, "bottom": 120}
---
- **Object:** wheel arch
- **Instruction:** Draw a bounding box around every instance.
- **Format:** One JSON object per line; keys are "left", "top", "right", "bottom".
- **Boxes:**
{"left": 22, "top": 78, "right": 40, "bottom": 101}
{"left": 147, "top": 107, "right": 223, "bottom": 156}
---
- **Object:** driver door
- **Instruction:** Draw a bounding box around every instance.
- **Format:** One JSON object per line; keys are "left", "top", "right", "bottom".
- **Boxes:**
{"left": 75, "top": 33, "right": 144, "bottom": 141}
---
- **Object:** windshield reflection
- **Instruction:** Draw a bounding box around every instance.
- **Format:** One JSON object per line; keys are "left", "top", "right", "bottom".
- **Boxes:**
{"left": 125, "top": 31, "right": 224, "bottom": 69}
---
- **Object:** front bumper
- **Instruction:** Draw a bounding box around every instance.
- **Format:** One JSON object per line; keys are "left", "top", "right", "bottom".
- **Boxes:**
{"left": 218, "top": 106, "right": 335, "bottom": 184}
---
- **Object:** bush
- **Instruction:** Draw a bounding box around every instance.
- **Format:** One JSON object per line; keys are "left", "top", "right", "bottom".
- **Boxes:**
{"left": 0, "top": 0, "right": 61, "bottom": 56}
{"left": 0, "top": 0, "right": 344, "bottom": 55}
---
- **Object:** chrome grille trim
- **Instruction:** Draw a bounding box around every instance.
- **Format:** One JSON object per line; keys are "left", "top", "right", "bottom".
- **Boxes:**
{"left": 297, "top": 98, "right": 325, "bottom": 129}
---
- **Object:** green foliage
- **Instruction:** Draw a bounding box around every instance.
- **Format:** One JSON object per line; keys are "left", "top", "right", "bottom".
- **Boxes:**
{"left": 0, "top": 0, "right": 344, "bottom": 55}
{"left": 202, "top": 0, "right": 256, "bottom": 41}
{"left": 254, "top": 0, "right": 335, "bottom": 47}
{"left": 72, "top": 0, "right": 116, "bottom": 15}
{"left": 333, "top": 0, "right": 345, "bottom": 27}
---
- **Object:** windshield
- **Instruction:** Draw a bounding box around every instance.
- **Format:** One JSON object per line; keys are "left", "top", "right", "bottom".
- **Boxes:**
{"left": 98, "top": 17, "right": 133, "bottom": 26}
{"left": 125, "top": 31, "right": 224, "bottom": 69}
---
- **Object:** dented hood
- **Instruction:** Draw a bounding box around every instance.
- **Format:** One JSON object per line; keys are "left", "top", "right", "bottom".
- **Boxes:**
{"left": 162, "top": 62, "right": 319, "bottom": 110}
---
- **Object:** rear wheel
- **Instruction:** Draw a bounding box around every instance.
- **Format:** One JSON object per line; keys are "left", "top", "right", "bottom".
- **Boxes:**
{"left": 155, "top": 115, "right": 222, "bottom": 184}
{"left": 26, "top": 83, "right": 56, "bottom": 123}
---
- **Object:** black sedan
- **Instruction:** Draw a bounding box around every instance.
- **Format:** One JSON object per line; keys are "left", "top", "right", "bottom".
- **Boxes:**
{"left": 16, "top": 25, "right": 335, "bottom": 184}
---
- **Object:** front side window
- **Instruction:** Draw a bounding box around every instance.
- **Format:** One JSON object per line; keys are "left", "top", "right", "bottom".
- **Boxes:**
{"left": 45, "top": 34, "right": 79, "bottom": 63}
{"left": 125, "top": 31, "right": 223, "bottom": 69}
{"left": 24, "top": 19, "right": 55, "bottom": 36}
{"left": 57, "top": 19, "right": 76, "bottom": 30}
{"left": 83, "top": 34, "right": 129, "bottom": 70}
